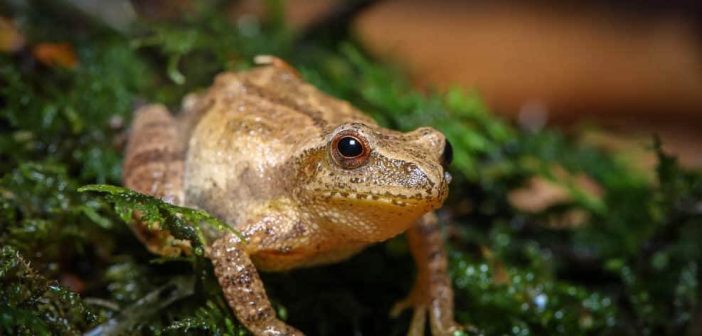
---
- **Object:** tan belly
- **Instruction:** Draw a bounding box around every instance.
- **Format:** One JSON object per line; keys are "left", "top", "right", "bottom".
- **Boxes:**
{"left": 251, "top": 244, "right": 367, "bottom": 272}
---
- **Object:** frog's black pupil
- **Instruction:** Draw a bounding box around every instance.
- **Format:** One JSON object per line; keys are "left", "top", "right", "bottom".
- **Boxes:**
{"left": 337, "top": 137, "right": 363, "bottom": 157}
{"left": 442, "top": 140, "right": 453, "bottom": 166}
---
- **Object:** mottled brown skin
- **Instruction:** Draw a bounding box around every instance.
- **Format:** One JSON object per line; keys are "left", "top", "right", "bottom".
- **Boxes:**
{"left": 123, "top": 59, "right": 461, "bottom": 335}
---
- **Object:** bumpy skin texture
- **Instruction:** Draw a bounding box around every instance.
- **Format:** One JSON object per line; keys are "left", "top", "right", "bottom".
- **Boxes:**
{"left": 123, "top": 60, "right": 460, "bottom": 335}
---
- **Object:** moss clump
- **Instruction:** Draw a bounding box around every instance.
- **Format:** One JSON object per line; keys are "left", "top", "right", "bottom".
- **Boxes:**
{"left": 1, "top": 1, "right": 701, "bottom": 335}
{"left": 0, "top": 245, "right": 98, "bottom": 335}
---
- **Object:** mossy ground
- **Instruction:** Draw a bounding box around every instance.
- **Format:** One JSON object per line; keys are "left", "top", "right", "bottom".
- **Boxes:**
{"left": 1, "top": 2, "right": 702, "bottom": 335}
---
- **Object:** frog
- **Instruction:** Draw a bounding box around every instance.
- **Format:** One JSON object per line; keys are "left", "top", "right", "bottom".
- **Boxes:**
{"left": 123, "top": 56, "right": 461, "bottom": 336}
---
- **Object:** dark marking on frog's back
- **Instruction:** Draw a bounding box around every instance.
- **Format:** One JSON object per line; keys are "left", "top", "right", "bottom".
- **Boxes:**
{"left": 240, "top": 80, "right": 330, "bottom": 130}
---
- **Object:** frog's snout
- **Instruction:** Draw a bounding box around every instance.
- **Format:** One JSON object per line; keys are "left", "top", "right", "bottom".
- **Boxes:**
{"left": 405, "top": 127, "right": 453, "bottom": 191}
{"left": 407, "top": 127, "right": 448, "bottom": 161}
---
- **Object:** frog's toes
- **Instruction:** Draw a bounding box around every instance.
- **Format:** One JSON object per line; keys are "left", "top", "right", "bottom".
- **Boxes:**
{"left": 390, "top": 295, "right": 465, "bottom": 336}
{"left": 390, "top": 292, "right": 428, "bottom": 336}
{"left": 406, "top": 304, "right": 428, "bottom": 336}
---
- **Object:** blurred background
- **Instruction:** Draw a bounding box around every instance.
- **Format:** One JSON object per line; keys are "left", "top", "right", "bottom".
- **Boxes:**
{"left": 8, "top": 0, "right": 700, "bottom": 166}
{"left": 288, "top": 0, "right": 702, "bottom": 167}
{"left": 222, "top": 0, "right": 702, "bottom": 168}
{"left": 352, "top": 0, "right": 702, "bottom": 168}
{"left": 280, "top": 0, "right": 702, "bottom": 167}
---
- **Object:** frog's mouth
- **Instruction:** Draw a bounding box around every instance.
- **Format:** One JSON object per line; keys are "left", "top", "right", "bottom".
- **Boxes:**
{"left": 313, "top": 168, "right": 451, "bottom": 210}
{"left": 327, "top": 187, "right": 446, "bottom": 211}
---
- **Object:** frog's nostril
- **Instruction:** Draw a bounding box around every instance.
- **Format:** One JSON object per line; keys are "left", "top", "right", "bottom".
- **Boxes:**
{"left": 442, "top": 140, "right": 453, "bottom": 167}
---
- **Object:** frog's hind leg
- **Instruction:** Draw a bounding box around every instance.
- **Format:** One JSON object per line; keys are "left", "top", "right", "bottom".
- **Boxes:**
{"left": 123, "top": 104, "right": 190, "bottom": 256}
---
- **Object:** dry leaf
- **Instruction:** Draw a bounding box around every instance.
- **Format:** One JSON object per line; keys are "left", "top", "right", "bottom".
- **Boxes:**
{"left": 0, "top": 17, "right": 25, "bottom": 52}
{"left": 32, "top": 42, "right": 78, "bottom": 68}
{"left": 509, "top": 164, "right": 603, "bottom": 214}
{"left": 508, "top": 176, "right": 571, "bottom": 213}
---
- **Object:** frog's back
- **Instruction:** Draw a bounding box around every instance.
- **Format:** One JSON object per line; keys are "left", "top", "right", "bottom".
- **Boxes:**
{"left": 183, "top": 66, "right": 374, "bottom": 227}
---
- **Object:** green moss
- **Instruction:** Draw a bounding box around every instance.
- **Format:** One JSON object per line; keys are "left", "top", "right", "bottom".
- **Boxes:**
{"left": 0, "top": 245, "right": 98, "bottom": 335}
{"left": 78, "top": 184, "right": 237, "bottom": 255}
{"left": 1, "top": 1, "right": 701, "bottom": 335}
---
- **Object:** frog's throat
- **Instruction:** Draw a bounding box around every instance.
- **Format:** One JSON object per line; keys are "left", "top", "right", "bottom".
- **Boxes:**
{"left": 316, "top": 196, "right": 440, "bottom": 242}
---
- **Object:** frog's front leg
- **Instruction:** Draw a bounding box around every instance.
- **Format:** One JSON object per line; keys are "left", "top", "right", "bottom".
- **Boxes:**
{"left": 393, "top": 213, "right": 462, "bottom": 336}
{"left": 209, "top": 233, "right": 303, "bottom": 336}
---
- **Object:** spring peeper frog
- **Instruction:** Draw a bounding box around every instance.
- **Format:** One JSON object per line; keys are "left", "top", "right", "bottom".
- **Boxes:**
{"left": 123, "top": 57, "right": 460, "bottom": 335}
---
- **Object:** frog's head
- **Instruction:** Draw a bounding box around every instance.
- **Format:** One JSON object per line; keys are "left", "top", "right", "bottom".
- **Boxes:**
{"left": 293, "top": 122, "right": 453, "bottom": 242}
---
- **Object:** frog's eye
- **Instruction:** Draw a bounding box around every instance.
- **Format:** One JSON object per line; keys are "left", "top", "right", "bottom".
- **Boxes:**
{"left": 331, "top": 131, "right": 370, "bottom": 169}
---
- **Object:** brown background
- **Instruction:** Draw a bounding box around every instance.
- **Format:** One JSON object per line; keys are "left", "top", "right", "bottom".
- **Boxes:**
{"left": 159, "top": 0, "right": 702, "bottom": 167}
